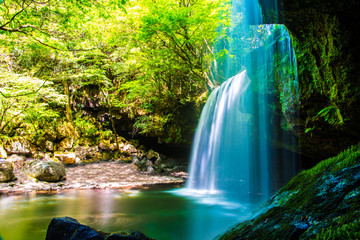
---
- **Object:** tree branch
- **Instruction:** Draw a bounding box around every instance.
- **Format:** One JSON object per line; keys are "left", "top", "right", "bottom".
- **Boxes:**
{"left": 0, "top": 0, "right": 33, "bottom": 28}
{"left": 0, "top": 79, "right": 47, "bottom": 98}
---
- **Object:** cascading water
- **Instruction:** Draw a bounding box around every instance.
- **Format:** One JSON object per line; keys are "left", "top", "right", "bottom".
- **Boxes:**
{"left": 185, "top": 0, "right": 300, "bottom": 204}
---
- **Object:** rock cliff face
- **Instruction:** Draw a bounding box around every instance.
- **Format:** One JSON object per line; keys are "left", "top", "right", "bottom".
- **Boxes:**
{"left": 275, "top": 0, "right": 360, "bottom": 159}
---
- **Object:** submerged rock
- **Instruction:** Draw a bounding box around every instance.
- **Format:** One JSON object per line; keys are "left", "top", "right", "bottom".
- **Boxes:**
{"left": 22, "top": 160, "right": 66, "bottom": 182}
{"left": 0, "top": 160, "right": 16, "bottom": 182}
{"left": 45, "top": 217, "right": 153, "bottom": 240}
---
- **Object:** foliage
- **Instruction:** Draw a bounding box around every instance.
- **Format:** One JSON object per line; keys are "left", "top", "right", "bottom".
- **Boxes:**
{"left": 0, "top": 68, "right": 66, "bottom": 138}
{"left": 0, "top": 0, "right": 229, "bottom": 144}
{"left": 313, "top": 220, "right": 360, "bottom": 240}
{"left": 290, "top": 14, "right": 359, "bottom": 132}
{"left": 117, "top": 0, "right": 229, "bottom": 142}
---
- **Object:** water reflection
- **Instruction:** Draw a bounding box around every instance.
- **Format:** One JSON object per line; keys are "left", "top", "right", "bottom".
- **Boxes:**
{"left": 0, "top": 187, "right": 254, "bottom": 240}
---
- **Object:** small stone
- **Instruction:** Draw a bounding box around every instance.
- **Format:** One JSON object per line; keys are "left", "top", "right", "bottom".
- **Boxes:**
{"left": 121, "top": 143, "right": 138, "bottom": 155}
{"left": 45, "top": 141, "right": 54, "bottom": 152}
{"left": 0, "top": 145, "right": 7, "bottom": 158}
{"left": 60, "top": 138, "right": 73, "bottom": 150}
{"left": 54, "top": 152, "right": 77, "bottom": 164}
{"left": 99, "top": 140, "right": 111, "bottom": 150}
{"left": 33, "top": 151, "right": 45, "bottom": 159}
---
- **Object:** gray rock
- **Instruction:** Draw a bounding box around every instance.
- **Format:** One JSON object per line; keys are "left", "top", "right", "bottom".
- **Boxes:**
{"left": 0, "top": 160, "right": 16, "bottom": 182}
{"left": 22, "top": 160, "right": 66, "bottom": 182}
{"left": 6, "top": 154, "right": 26, "bottom": 170}
{"left": 4, "top": 138, "right": 31, "bottom": 155}
{"left": 121, "top": 143, "right": 138, "bottom": 155}
{"left": 75, "top": 146, "right": 99, "bottom": 161}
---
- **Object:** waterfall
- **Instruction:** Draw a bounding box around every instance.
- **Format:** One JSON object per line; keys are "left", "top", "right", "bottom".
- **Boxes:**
{"left": 185, "top": 0, "right": 300, "bottom": 204}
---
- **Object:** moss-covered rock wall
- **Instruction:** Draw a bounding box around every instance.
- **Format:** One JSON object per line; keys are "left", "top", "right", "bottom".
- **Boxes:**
{"left": 276, "top": 0, "right": 360, "bottom": 159}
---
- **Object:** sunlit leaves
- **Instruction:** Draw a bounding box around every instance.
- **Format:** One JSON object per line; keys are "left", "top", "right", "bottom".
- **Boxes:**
{"left": 0, "top": 68, "right": 66, "bottom": 135}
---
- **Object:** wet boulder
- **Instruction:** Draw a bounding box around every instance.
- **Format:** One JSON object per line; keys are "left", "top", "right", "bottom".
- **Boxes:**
{"left": 0, "top": 160, "right": 16, "bottom": 182}
{"left": 22, "top": 160, "right": 66, "bottom": 182}
{"left": 45, "top": 217, "right": 153, "bottom": 240}
{"left": 99, "top": 140, "right": 111, "bottom": 151}
{"left": 218, "top": 145, "right": 360, "bottom": 240}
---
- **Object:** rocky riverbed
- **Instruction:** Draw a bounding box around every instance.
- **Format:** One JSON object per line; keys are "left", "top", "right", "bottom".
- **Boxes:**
{"left": 0, "top": 161, "right": 187, "bottom": 194}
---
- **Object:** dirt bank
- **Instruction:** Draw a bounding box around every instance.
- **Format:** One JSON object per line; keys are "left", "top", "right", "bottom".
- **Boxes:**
{"left": 0, "top": 162, "right": 187, "bottom": 194}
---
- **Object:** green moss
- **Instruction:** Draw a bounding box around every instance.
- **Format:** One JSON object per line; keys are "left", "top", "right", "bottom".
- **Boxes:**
{"left": 278, "top": 144, "right": 360, "bottom": 209}
{"left": 312, "top": 219, "right": 360, "bottom": 240}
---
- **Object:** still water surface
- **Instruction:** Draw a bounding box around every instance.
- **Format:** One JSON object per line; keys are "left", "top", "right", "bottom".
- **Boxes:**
{"left": 0, "top": 186, "right": 254, "bottom": 240}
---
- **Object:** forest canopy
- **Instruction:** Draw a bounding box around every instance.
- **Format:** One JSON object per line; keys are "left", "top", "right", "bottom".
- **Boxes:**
{"left": 0, "top": 0, "right": 230, "bottom": 144}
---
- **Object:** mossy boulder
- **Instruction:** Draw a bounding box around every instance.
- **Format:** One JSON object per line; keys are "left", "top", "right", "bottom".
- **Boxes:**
{"left": 219, "top": 144, "right": 360, "bottom": 240}
{"left": 0, "top": 160, "right": 16, "bottom": 182}
{"left": 22, "top": 160, "right": 66, "bottom": 182}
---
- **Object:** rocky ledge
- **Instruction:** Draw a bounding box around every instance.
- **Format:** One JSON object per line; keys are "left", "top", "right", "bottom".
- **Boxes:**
{"left": 219, "top": 144, "right": 360, "bottom": 240}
